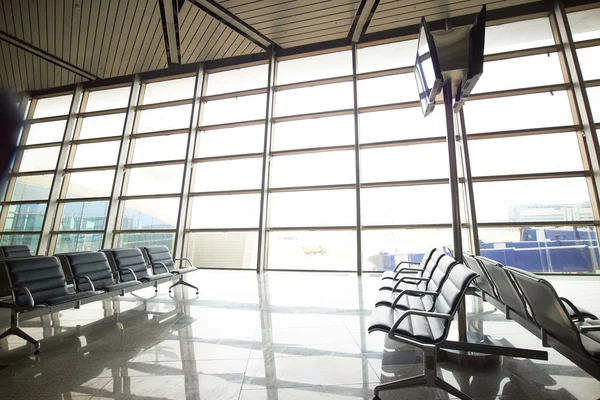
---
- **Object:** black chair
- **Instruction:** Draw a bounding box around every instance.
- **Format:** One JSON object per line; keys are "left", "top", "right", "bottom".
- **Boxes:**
{"left": 0, "top": 256, "right": 98, "bottom": 353}
{"left": 57, "top": 252, "right": 142, "bottom": 293}
{"left": 101, "top": 248, "right": 173, "bottom": 292}
{"left": 381, "top": 248, "right": 437, "bottom": 280}
{"left": 375, "top": 253, "right": 456, "bottom": 309}
{"left": 505, "top": 266, "right": 600, "bottom": 380}
{"left": 0, "top": 245, "right": 33, "bottom": 259}
{"left": 369, "top": 263, "right": 478, "bottom": 400}
{"left": 379, "top": 249, "right": 445, "bottom": 291}
{"left": 139, "top": 246, "right": 198, "bottom": 294}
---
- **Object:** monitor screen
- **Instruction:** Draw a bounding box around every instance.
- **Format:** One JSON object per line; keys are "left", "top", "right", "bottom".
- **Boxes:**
{"left": 414, "top": 18, "right": 442, "bottom": 117}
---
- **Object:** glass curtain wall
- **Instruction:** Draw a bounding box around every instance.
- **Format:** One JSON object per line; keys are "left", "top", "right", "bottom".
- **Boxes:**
{"left": 1, "top": 4, "right": 599, "bottom": 274}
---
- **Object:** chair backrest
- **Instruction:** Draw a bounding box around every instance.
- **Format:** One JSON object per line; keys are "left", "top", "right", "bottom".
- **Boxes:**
{"left": 139, "top": 245, "right": 175, "bottom": 273}
{"left": 418, "top": 254, "right": 457, "bottom": 311}
{"left": 58, "top": 252, "right": 116, "bottom": 291}
{"left": 430, "top": 263, "right": 478, "bottom": 342}
{"left": 463, "top": 253, "right": 497, "bottom": 299}
{"left": 1, "top": 256, "right": 68, "bottom": 307}
{"left": 0, "top": 245, "right": 33, "bottom": 259}
{"left": 476, "top": 256, "right": 530, "bottom": 319}
{"left": 101, "top": 248, "right": 150, "bottom": 279}
{"left": 420, "top": 249, "right": 446, "bottom": 280}
{"left": 505, "top": 266, "right": 583, "bottom": 353}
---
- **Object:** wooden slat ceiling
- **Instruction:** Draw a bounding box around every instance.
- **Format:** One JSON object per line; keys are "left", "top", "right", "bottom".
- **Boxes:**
{"left": 0, "top": 0, "right": 545, "bottom": 93}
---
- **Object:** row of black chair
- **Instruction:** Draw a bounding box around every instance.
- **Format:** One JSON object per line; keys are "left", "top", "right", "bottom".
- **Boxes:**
{"left": 0, "top": 245, "right": 198, "bottom": 354}
{"left": 464, "top": 253, "right": 600, "bottom": 381}
{"left": 368, "top": 251, "right": 479, "bottom": 400}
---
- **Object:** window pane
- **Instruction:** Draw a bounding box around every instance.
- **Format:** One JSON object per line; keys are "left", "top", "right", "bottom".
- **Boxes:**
{"left": 10, "top": 175, "right": 53, "bottom": 201}
{"left": 4, "top": 204, "right": 47, "bottom": 232}
{"left": 361, "top": 143, "right": 448, "bottom": 183}
{"left": 464, "top": 91, "right": 573, "bottom": 134}
{"left": 187, "top": 232, "right": 258, "bottom": 269}
{"left": 473, "top": 53, "right": 564, "bottom": 94}
{"left": 190, "top": 194, "right": 260, "bottom": 229}
{"left": 19, "top": 147, "right": 60, "bottom": 172}
{"left": 468, "top": 133, "right": 584, "bottom": 176}
{"left": 484, "top": 18, "right": 554, "bottom": 55}
{"left": 206, "top": 64, "right": 269, "bottom": 95}
{"left": 474, "top": 178, "right": 592, "bottom": 223}
{"left": 362, "top": 229, "right": 452, "bottom": 272}
{"left": 55, "top": 233, "right": 103, "bottom": 253}
{"left": 194, "top": 158, "right": 263, "bottom": 192}
{"left": 269, "top": 190, "right": 355, "bottom": 227}
{"left": 118, "top": 232, "right": 175, "bottom": 250}
{"left": 358, "top": 40, "right": 417, "bottom": 73}
{"left": 478, "top": 226, "right": 599, "bottom": 273}
{"left": 359, "top": 107, "right": 445, "bottom": 143}
{"left": 277, "top": 51, "right": 352, "bottom": 85}
{"left": 137, "top": 104, "right": 192, "bottom": 133}
{"left": 358, "top": 74, "right": 418, "bottom": 107}
{"left": 72, "top": 141, "right": 120, "bottom": 168}
{"left": 121, "top": 198, "right": 180, "bottom": 230}
{"left": 59, "top": 201, "right": 108, "bottom": 231}
{"left": 196, "top": 125, "right": 265, "bottom": 157}
{"left": 578, "top": 46, "right": 600, "bottom": 81}
{"left": 142, "top": 77, "right": 196, "bottom": 104}
{"left": 33, "top": 95, "right": 73, "bottom": 118}
{"left": 79, "top": 113, "right": 126, "bottom": 139}
{"left": 588, "top": 86, "right": 600, "bottom": 122}
{"left": 66, "top": 170, "right": 114, "bottom": 198}
{"left": 275, "top": 82, "right": 353, "bottom": 117}
{"left": 568, "top": 8, "right": 600, "bottom": 42}
{"left": 132, "top": 134, "right": 188, "bottom": 163}
{"left": 273, "top": 115, "right": 354, "bottom": 151}
{"left": 362, "top": 185, "right": 451, "bottom": 225}
{"left": 26, "top": 120, "right": 66, "bottom": 145}
{"left": 126, "top": 165, "right": 183, "bottom": 196}
{"left": 85, "top": 86, "right": 131, "bottom": 112}
{"left": 201, "top": 94, "right": 266, "bottom": 125}
{"left": 270, "top": 151, "right": 355, "bottom": 187}
{"left": 267, "top": 230, "right": 357, "bottom": 271}
{"left": 1, "top": 234, "right": 40, "bottom": 252}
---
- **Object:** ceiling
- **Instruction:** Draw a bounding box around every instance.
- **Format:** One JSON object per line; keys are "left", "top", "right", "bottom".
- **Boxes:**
{"left": 0, "top": 0, "right": 541, "bottom": 93}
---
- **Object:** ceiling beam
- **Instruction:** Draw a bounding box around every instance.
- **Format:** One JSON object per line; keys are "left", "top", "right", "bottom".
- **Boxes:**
{"left": 348, "top": 0, "right": 381, "bottom": 42}
{"left": 0, "top": 30, "right": 98, "bottom": 81}
{"left": 187, "top": 0, "right": 280, "bottom": 52}
{"left": 159, "top": 0, "right": 182, "bottom": 65}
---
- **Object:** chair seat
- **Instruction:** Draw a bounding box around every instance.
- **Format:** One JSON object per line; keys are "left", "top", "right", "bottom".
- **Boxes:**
{"left": 368, "top": 305, "right": 446, "bottom": 345}
{"left": 173, "top": 267, "right": 197, "bottom": 274}
{"left": 44, "top": 291, "right": 97, "bottom": 306}
{"left": 375, "top": 290, "right": 433, "bottom": 310}
{"left": 578, "top": 320, "right": 600, "bottom": 358}
{"left": 103, "top": 281, "right": 142, "bottom": 292}
{"left": 140, "top": 272, "right": 173, "bottom": 282}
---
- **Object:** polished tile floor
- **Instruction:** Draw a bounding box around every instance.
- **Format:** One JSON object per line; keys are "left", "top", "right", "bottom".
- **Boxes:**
{"left": 0, "top": 270, "right": 599, "bottom": 400}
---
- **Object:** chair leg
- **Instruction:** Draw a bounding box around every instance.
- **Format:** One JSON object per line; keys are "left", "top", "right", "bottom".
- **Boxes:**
{"left": 435, "top": 377, "right": 473, "bottom": 400}
{"left": 169, "top": 277, "right": 199, "bottom": 295}
{"left": 0, "top": 326, "right": 41, "bottom": 354}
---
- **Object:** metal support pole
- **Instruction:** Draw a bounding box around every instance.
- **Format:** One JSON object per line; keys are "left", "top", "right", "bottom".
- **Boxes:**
{"left": 257, "top": 46, "right": 276, "bottom": 273}
{"left": 352, "top": 42, "right": 363, "bottom": 275}
{"left": 102, "top": 76, "right": 142, "bottom": 248}
{"left": 174, "top": 65, "right": 204, "bottom": 262}
{"left": 443, "top": 81, "right": 466, "bottom": 341}
{"left": 38, "top": 85, "right": 84, "bottom": 255}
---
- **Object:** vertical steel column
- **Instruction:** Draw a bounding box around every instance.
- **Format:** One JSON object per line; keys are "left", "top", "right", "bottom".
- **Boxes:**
{"left": 257, "top": 46, "right": 276, "bottom": 273}
{"left": 458, "top": 109, "right": 480, "bottom": 255}
{"left": 443, "top": 81, "right": 466, "bottom": 342}
{"left": 102, "top": 75, "right": 142, "bottom": 248}
{"left": 352, "top": 42, "right": 363, "bottom": 275}
{"left": 174, "top": 65, "right": 204, "bottom": 262}
{"left": 38, "top": 85, "right": 84, "bottom": 255}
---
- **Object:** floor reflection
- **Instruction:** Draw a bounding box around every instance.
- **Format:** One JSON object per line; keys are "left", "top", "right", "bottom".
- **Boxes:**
{"left": 0, "top": 270, "right": 598, "bottom": 399}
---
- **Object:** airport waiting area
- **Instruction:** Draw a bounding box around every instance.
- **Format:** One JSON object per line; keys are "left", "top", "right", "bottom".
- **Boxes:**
{"left": 1, "top": 0, "right": 600, "bottom": 399}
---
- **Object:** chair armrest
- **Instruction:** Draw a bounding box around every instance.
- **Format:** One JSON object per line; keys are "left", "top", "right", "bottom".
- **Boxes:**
{"left": 150, "top": 262, "right": 170, "bottom": 275}
{"left": 579, "top": 325, "right": 600, "bottom": 333}
{"left": 0, "top": 286, "right": 35, "bottom": 309}
{"left": 74, "top": 275, "right": 96, "bottom": 292}
{"left": 173, "top": 258, "right": 195, "bottom": 269}
{"left": 392, "top": 276, "right": 430, "bottom": 291}
{"left": 393, "top": 261, "right": 420, "bottom": 272}
{"left": 560, "top": 297, "right": 584, "bottom": 322}
{"left": 391, "top": 289, "right": 438, "bottom": 308}
{"left": 119, "top": 268, "right": 138, "bottom": 282}
{"left": 389, "top": 309, "right": 453, "bottom": 339}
